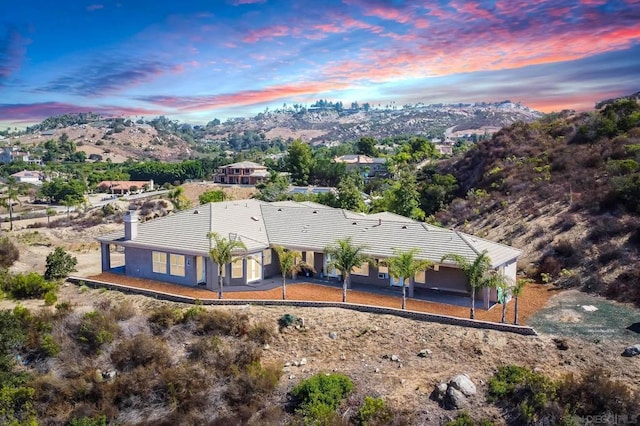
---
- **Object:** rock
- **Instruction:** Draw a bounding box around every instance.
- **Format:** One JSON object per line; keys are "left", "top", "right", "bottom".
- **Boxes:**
{"left": 263, "top": 344, "right": 270, "bottom": 350}
{"left": 300, "top": 357, "right": 307, "bottom": 366}
{"left": 374, "top": 368, "right": 380, "bottom": 373}
{"left": 101, "top": 370, "right": 117, "bottom": 380}
{"left": 329, "top": 332, "right": 337, "bottom": 340}
{"left": 417, "top": 349, "right": 432, "bottom": 357}
{"left": 391, "top": 354, "right": 400, "bottom": 362}
{"left": 284, "top": 362, "right": 291, "bottom": 367}
{"left": 446, "top": 386, "right": 468, "bottom": 409}
{"left": 449, "top": 374, "right": 476, "bottom": 397}
{"left": 622, "top": 344, "right": 640, "bottom": 357}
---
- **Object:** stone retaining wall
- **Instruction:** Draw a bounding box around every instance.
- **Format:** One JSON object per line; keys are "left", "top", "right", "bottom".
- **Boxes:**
{"left": 68, "top": 276, "right": 538, "bottom": 336}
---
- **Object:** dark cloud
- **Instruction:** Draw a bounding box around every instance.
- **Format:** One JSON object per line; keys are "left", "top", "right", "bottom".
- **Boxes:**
{"left": 38, "top": 59, "right": 178, "bottom": 97}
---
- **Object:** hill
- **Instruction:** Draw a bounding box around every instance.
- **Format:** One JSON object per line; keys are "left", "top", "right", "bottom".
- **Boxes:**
{"left": 4, "top": 101, "right": 541, "bottom": 162}
{"left": 432, "top": 95, "right": 640, "bottom": 305}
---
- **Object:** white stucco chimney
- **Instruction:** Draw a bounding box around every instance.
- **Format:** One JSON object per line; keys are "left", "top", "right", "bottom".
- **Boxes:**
{"left": 124, "top": 211, "right": 138, "bottom": 240}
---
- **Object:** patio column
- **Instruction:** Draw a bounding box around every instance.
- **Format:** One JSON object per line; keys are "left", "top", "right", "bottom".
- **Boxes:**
{"left": 205, "top": 258, "right": 216, "bottom": 292}
{"left": 408, "top": 279, "right": 415, "bottom": 298}
{"left": 101, "top": 243, "right": 111, "bottom": 272}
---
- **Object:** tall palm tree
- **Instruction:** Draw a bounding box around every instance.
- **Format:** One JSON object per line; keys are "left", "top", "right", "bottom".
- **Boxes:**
{"left": 386, "top": 248, "right": 432, "bottom": 310}
{"left": 440, "top": 250, "right": 503, "bottom": 319}
{"left": 512, "top": 278, "right": 528, "bottom": 325}
{"left": 45, "top": 207, "right": 57, "bottom": 227}
{"left": 274, "top": 246, "right": 308, "bottom": 300}
{"left": 0, "top": 180, "right": 20, "bottom": 231}
{"left": 495, "top": 276, "right": 515, "bottom": 323}
{"left": 324, "top": 237, "right": 370, "bottom": 303}
{"left": 207, "top": 232, "right": 247, "bottom": 299}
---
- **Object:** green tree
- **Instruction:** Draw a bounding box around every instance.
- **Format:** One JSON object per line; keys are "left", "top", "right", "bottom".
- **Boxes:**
{"left": 198, "top": 189, "right": 225, "bottom": 204}
{"left": 337, "top": 175, "right": 366, "bottom": 212}
{"left": 324, "top": 238, "right": 370, "bottom": 303}
{"left": 39, "top": 178, "right": 86, "bottom": 204}
{"left": 207, "top": 232, "right": 247, "bottom": 299}
{"left": 168, "top": 186, "right": 191, "bottom": 211}
{"left": 419, "top": 170, "right": 458, "bottom": 215}
{"left": 385, "top": 248, "right": 432, "bottom": 310}
{"left": 356, "top": 136, "right": 378, "bottom": 157}
{"left": 274, "top": 246, "right": 305, "bottom": 300}
{"left": 44, "top": 247, "right": 78, "bottom": 280}
{"left": 440, "top": 250, "right": 503, "bottom": 319}
{"left": 45, "top": 207, "right": 56, "bottom": 226}
{"left": 254, "top": 171, "right": 290, "bottom": 202}
{"left": 388, "top": 170, "right": 425, "bottom": 220}
{"left": 0, "top": 180, "right": 20, "bottom": 231}
{"left": 285, "top": 139, "right": 313, "bottom": 185}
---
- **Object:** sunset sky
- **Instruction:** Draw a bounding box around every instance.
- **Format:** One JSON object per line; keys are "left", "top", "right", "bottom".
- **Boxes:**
{"left": 1, "top": 0, "right": 639, "bottom": 128}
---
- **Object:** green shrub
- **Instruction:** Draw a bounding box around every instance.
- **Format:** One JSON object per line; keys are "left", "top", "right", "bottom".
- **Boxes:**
{"left": 39, "top": 333, "right": 60, "bottom": 358}
{"left": 488, "top": 365, "right": 559, "bottom": 423}
{"left": 446, "top": 411, "right": 475, "bottom": 426}
{"left": 44, "top": 290, "right": 57, "bottom": 306}
{"left": 69, "top": 415, "right": 107, "bottom": 426}
{"left": 75, "top": 311, "right": 119, "bottom": 354}
{"left": 291, "top": 373, "right": 354, "bottom": 422}
{"left": 44, "top": 247, "right": 78, "bottom": 281}
{"left": 278, "top": 313, "right": 298, "bottom": 329}
{"left": 54, "top": 301, "right": 74, "bottom": 316}
{"left": 2, "top": 272, "right": 57, "bottom": 299}
{"left": 356, "top": 396, "right": 393, "bottom": 426}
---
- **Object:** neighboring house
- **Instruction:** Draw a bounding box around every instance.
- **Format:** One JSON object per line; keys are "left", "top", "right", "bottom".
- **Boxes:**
{"left": 214, "top": 161, "right": 268, "bottom": 185}
{"left": 334, "top": 155, "right": 389, "bottom": 179}
{"left": 0, "top": 147, "right": 30, "bottom": 164}
{"left": 97, "top": 180, "right": 154, "bottom": 195}
{"left": 98, "top": 200, "right": 521, "bottom": 309}
{"left": 10, "top": 170, "right": 44, "bottom": 185}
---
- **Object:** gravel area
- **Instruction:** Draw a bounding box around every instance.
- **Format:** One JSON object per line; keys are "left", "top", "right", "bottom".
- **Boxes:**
{"left": 88, "top": 272, "right": 553, "bottom": 325}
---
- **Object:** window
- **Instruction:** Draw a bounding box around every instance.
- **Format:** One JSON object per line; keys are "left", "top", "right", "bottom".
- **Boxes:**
{"left": 351, "top": 262, "right": 369, "bottom": 276}
{"left": 378, "top": 262, "right": 388, "bottom": 279}
{"left": 170, "top": 254, "right": 185, "bottom": 277}
{"left": 415, "top": 270, "right": 426, "bottom": 283}
{"left": 232, "top": 257, "right": 243, "bottom": 278}
{"left": 263, "top": 249, "right": 272, "bottom": 265}
{"left": 152, "top": 252, "right": 167, "bottom": 274}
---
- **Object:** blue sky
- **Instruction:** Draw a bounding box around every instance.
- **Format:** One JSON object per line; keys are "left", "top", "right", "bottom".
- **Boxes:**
{"left": 1, "top": 0, "right": 639, "bottom": 128}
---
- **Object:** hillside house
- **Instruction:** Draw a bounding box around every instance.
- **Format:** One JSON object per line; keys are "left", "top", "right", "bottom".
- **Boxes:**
{"left": 97, "top": 180, "right": 154, "bottom": 195}
{"left": 334, "top": 155, "right": 388, "bottom": 179}
{"left": 0, "top": 147, "right": 30, "bottom": 164}
{"left": 98, "top": 200, "right": 521, "bottom": 309}
{"left": 10, "top": 170, "right": 44, "bottom": 185}
{"left": 214, "top": 161, "right": 268, "bottom": 185}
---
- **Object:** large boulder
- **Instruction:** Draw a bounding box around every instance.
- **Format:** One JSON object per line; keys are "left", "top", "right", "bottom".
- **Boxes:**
{"left": 446, "top": 386, "right": 468, "bottom": 409}
{"left": 449, "top": 374, "right": 477, "bottom": 397}
{"left": 622, "top": 344, "right": 640, "bottom": 357}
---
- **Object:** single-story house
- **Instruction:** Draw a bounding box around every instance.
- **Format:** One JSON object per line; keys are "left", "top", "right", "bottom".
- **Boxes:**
{"left": 97, "top": 180, "right": 154, "bottom": 195}
{"left": 10, "top": 170, "right": 44, "bottom": 185}
{"left": 97, "top": 200, "right": 521, "bottom": 308}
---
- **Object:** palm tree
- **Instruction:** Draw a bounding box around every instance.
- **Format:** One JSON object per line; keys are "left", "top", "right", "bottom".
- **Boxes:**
{"left": 0, "top": 180, "right": 20, "bottom": 231}
{"left": 440, "top": 250, "right": 503, "bottom": 319}
{"left": 512, "top": 278, "right": 528, "bottom": 325}
{"left": 207, "top": 232, "right": 247, "bottom": 299}
{"left": 495, "top": 276, "right": 515, "bottom": 323}
{"left": 168, "top": 186, "right": 191, "bottom": 211}
{"left": 274, "top": 246, "right": 309, "bottom": 300}
{"left": 324, "top": 237, "right": 370, "bottom": 303}
{"left": 386, "top": 248, "right": 432, "bottom": 310}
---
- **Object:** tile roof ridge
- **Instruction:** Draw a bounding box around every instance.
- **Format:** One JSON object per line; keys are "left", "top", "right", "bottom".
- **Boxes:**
{"left": 454, "top": 230, "right": 481, "bottom": 257}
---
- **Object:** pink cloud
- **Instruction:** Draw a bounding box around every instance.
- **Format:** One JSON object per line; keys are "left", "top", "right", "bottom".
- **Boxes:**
{"left": 243, "top": 24, "right": 290, "bottom": 43}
